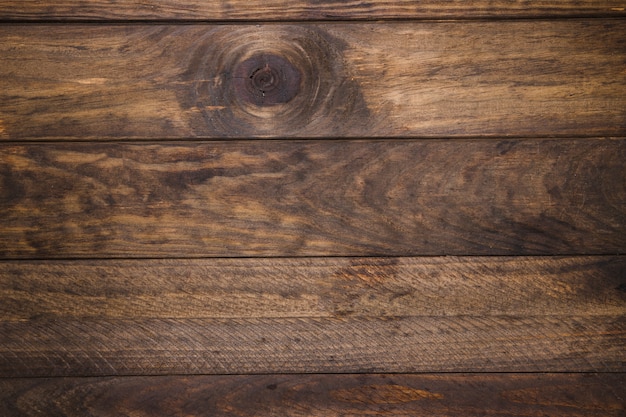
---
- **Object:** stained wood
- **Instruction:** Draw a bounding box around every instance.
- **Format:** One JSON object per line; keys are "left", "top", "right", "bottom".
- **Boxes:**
{"left": 1, "top": 257, "right": 624, "bottom": 320}
{"left": 1, "top": 315, "right": 624, "bottom": 376}
{"left": 1, "top": 21, "right": 625, "bottom": 140}
{"left": 2, "top": 374, "right": 624, "bottom": 417}
{"left": 1, "top": 139, "right": 624, "bottom": 258}
{"left": 1, "top": 1, "right": 625, "bottom": 21}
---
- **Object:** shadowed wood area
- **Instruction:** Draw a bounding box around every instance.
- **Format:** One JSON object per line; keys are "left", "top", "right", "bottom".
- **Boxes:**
{"left": 1, "top": 257, "right": 624, "bottom": 320}
{"left": 1, "top": 374, "right": 624, "bottom": 417}
{"left": 1, "top": 0, "right": 625, "bottom": 21}
{"left": 1, "top": 21, "right": 625, "bottom": 140}
{"left": 1, "top": 315, "right": 624, "bottom": 376}
{"left": 1, "top": 139, "right": 624, "bottom": 258}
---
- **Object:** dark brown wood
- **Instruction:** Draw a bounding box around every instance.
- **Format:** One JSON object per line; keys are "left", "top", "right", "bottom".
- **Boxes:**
{"left": 1, "top": 139, "right": 624, "bottom": 258}
{"left": 1, "top": 256, "right": 624, "bottom": 320}
{"left": 2, "top": 3, "right": 624, "bottom": 412}
{"left": 1, "top": 315, "right": 624, "bottom": 376}
{"left": 2, "top": 374, "right": 624, "bottom": 417}
{"left": 1, "top": 21, "right": 624, "bottom": 140}
{"left": 1, "top": 0, "right": 625, "bottom": 21}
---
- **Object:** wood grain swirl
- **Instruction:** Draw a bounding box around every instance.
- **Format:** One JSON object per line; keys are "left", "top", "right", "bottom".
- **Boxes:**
{"left": 1, "top": 21, "right": 624, "bottom": 139}
{"left": 1, "top": 257, "right": 624, "bottom": 320}
{"left": 180, "top": 25, "right": 370, "bottom": 137}
{"left": 1, "top": 374, "right": 624, "bottom": 417}
{"left": 1, "top": 0, "right": 625, "bottom": 21}
{"left": 1, "top": 139, "right": 624, "bottom": 258}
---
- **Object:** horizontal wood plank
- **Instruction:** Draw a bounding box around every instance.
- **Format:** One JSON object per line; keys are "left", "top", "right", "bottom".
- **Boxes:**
{"left": 1, "top": 139, "right": 624, "bottom": 258}
{"left": 1, "top": 1, "right": 625, "bottom": 21}
{"left": 1, "top": 21, "right": 624, "bottom": 139}
{"left": 1, "top": 315, "right": 624, "bottom": 376}
{"left": 1, "top": 256, "right": 624, "bottom": 320}
{"left": 2, "top": 374, "right": 624, "bottom": 417}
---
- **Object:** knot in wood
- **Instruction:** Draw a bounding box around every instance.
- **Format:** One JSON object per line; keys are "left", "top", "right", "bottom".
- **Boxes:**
{"left": 234, "top": 54, "right": 301, "bottom": 106}
{"left": 181, "top": 26, "right": 370, "bottom": 136}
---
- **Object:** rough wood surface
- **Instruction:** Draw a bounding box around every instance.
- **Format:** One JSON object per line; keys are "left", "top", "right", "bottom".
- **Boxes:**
{"left": 1, "top": 21, "right": 624, "bottom": 140}
{"left": 1, "top": 315, "right": 624, "bottom": 376}
{"left": 2, "top": 374, "right": 624, "bottom": 417}
{"left": 1, "top": 139, "right": 624, "bottom": 258}
{"left": 1, "top": 0, "right": 625, "bottom": 21}
{"left": 1, "top": 257, "right": 624, "bottom": 320}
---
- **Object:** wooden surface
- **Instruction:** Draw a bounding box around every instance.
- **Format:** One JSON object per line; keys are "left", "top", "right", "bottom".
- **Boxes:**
{"left": 2, "top": 374, "right": 624, "bottom": 417}
{"left": 2, "top": 256, "right": 623, "bottom": 376}
{"left": 1, "top": 0, "right": 624, "bottom": 414}
{"left": 1, "top": 139, "right": 625, "bottom": 258}
{"left": 2, "top": 256, "right": 624, "bottom": 319}
{"left": 1, "top": 0, "right": 625, "bottom": 20}
{"left": 2, "top": 315, "right": 624, "bottom": 376}
{"left": 1, "top": 21, "right": 625, "bottom": 139}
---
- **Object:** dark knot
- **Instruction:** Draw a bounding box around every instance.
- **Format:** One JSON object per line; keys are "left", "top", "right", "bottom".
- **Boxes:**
{"left": 234, "top": 54, "right": 301, "bottom": 106}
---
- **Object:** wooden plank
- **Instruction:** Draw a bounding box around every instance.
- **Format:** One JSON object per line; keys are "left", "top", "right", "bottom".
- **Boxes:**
{"left": 1, "top": 1, "right": 625, "bottom": 21}
{"left": 1, "top": 139, "right": 624, "bottom": 258}
{"left": 1, "top": 374, "right": 624, "bottom": 417}
{"left": 1, "top": 21, "right": 624, "bottom": 140}
{"left": 1, "top": 257, "right": 624, "bottom": 320}
{"left": 1, "top": 315, "right": 624, "bottom": 376}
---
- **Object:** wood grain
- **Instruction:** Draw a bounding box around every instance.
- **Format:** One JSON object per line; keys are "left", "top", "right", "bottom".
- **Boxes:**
{"left": 1, "top": 21, "right": 624, "bottom": 139}
{"left": 2, "top": 374, "right": 624, "bottom": 417}
{"left": 1, "top": 1, "right": 625, "bottom": 21}
{"left": 1, "top": 315, "right": 624, "bottom": 376}
{"left": 1, "top": 257, "right": 624, "bottom": 320}
{"left": 1, "top": 139, "right": 624, "bottom": 258}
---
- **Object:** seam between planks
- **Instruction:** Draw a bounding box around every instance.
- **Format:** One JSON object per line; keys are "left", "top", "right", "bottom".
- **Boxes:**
{"left": 0, "top": 14, "right": 625, "bottom": 24}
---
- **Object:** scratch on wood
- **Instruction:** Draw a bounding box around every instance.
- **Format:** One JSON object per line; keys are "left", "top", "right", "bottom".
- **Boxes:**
{"left": 502, "top": 386, "right": 623, "bottom": 410}
{"left": 331, "top": 384, "right": 444, "bottom": 404}
{"left": 74, "top": 78, "right": 108, "bottom": 85}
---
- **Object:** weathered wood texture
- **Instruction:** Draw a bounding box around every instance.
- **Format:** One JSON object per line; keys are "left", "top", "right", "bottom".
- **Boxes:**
{"left": 2, "top": 374, "right": 624, "bottom": 417}
{"left": 1, "top": 1, "right": 625, "bottom": 20}
{"left": 1, "top": 315, "right": 624, "bottom": 376}
{"left": 2, "top": 0, "right": 624, "bottom": 411}
{"left": 1, "top": 139, "right": 624, "bottom": 258}
{"left": 1, "top": 257, "right": 624, "bottom": 320}
{"left": 1, "top": 21, "right": 624, "bottom": 140}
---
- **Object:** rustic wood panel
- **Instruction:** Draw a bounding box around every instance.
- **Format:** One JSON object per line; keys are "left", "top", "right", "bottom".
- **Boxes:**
{"left": 2, "top": 374, "right": 624, "bottom": 417}
{"left": 1, "top": 257, "right": 624, "bottom": 320}
{"left": 1, "top": 315, "right": 624, "bottom": 376}
{"left": 1, "top": 139, "right": 624, "bottom": 258}
{"left": 1, "top": 1, "right": 625, "bottom": 21}
{"left": 1, "top": 21, "right": 624, "bottom": 140}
